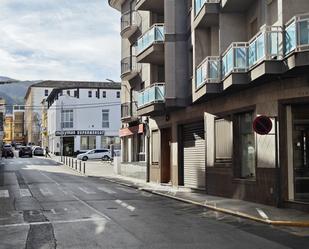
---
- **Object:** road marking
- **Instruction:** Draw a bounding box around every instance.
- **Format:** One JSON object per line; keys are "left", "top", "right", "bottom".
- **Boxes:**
{"left": 19, "top": 189, "right": 32, "bottom": 197}
{"left": 115, "top": 199, "right": 135, "bottom": 212}
{"left": 256, "top": 208, "right": 269, "bottom": 220}
{"left": 39, "top": 172, "right": 111, "bottom": 221}
{"left": 0, "top": 190, "right": 9, "bottom": 198}
{"left": 78, "top": 187, "right": 96, "bottom": 194}
{"left": 40, "top": 188, "right": 53, "bottom": 196}
{"left": 117, "top": 187, "right": 136, "bottom": 194}
{"left": 0, "top": 217, "right": 107, "bottom": 228}
{"left": 97, "top": 186, "right": 116, "bottom": 195}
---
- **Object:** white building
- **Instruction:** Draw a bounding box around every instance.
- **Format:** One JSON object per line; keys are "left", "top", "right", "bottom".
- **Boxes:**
{"left": 46, "top": 81, "right": 121, "bottom": 156}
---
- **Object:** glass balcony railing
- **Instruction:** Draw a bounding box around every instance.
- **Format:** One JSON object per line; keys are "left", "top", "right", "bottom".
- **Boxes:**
{"left": 195, "top": 0, "right": 220, "bottom": 16}
{"left": 121, "top": 56, "right": 140, "bottom": 76}
{"left": 137, "top": 83, "right": 165, "bottom": 108}
{"left": 285, "top": 13, "right": 309, "bottom": 55}
{"left": 136, "top": 24, "right": 164, "bottom": 54}
{"left": 222, "top": 42, "right": 248, "bottom": 78}
{"left": 121, "top": 11, "right": 141, "bottom": 33}
{"left": 195, "top": 56, "right": 221, "bottom": 89}
{"left": 248, "top": 26, "right": 283, "bottom": 68}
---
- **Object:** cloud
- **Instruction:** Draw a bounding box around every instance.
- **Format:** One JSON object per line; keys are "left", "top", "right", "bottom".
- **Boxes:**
{"left": 0, "top": 0, "right": 121, "bottom": 81}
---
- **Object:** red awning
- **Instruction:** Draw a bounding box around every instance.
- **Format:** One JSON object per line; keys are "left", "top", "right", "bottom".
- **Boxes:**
{"left": 119, "top": 124, "right": 144, "bottom": 137}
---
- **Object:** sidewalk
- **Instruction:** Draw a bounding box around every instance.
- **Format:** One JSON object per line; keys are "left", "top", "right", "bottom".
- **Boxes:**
{"left": 51, "top": 155, "right": 309, "bottom": 227}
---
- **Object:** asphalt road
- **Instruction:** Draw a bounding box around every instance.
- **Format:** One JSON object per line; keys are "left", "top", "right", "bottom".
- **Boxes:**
{"left": 0, "top": 156, "right": 309, "bottom": 249}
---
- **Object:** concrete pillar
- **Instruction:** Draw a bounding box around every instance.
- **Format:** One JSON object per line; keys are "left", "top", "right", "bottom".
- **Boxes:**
{"left": 128, "top": 136, "right": 133, "bottom": 162}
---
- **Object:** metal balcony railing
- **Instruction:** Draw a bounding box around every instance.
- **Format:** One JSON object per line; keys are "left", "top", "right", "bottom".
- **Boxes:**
{"left": 136, "top": 24, "right": 164, "bottom": 54}
{"left": 121, "top": 56, "right": 141, "bottom": 76}
{"left": 137, "top": 83, "right": 165, "bottom": 108}
{"left": 195, "top": 0, "right": 220, "bottom": 16}
{"left": 121, "top": 11, "right": 141, "bottom": 33}
{"left": 285, "top": 13, "right": 309, "bottom": 55}
{"left": 248, "top": 26, "right": 283, "bottom": 68}
{"left": 121, "top": 101, "right": 138, "bottom": 119}
{"left": 195, "top": 56, "right": 221, "bottom": 89}
{"left": 222, "top": 42, "right": 248, "bottom": 78}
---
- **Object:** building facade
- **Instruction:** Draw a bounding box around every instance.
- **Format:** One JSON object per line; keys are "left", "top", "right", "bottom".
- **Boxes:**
{"left": 0, "top": 99, "right": 5, "bottom": 148}
{"left": 24, "top": 81, "right": 58, "bottom": 145}
{"left": 46, "top": 81, "right": 121, "bottom": 156}
{"left": 110, "top": 0, "right": 309, "bottom": 209}
{"left": 12, "top": 105, "right": 25, "bottom": 144}
{"left": 3, "top": 115, "right": 13, "bottom": 144}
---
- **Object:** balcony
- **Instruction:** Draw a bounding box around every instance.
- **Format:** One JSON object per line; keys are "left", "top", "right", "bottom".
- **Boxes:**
{"left": 121, "top": 101, "right": 138, "bottom": 122}
{"left": 137, "top": 83, "right": 165, "bottom": 116}
{"left": 221, "top": 0, "right": 256, "bottom": 12}
{"left": 285, "top": 13, "right": 309, "bottom": 70}
{"left": 121, "top": 56, "right": 141, "bottom": 81}
{"left": 136, "top": 24, "right": 165, "bottom": 64}
{"left": 194, "top": 0, "right": 220, "bottom": 29}
{"left": 195, "top": 56, "right": 222, "bottom": 94}
{"left": 248, "top": 26, "right": 285, "bottom": 81}
{"left": 108, "top": 0, "right": 125, "bottom": 11}
{"left": 135, "top": 0, "right": 164, "bottom": 14}
{"left": 121, "top": 11, "right": 141, "bottom": 40}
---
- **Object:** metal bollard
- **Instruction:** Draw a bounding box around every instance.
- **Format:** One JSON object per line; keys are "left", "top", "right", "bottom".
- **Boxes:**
{"left": 79, "top": 161, "right": 81, "bottom": 172}
{"left": 69, "top": 158, "right": 70, "bottom": 167}
{"left": 75, "top": 160, "right": 77, "bottom": 170}
{"left": 71, "top": 158, "right": 73, "bottom": 168}
{"left": 83, "top": 162, "right": 86, "bottom": 174}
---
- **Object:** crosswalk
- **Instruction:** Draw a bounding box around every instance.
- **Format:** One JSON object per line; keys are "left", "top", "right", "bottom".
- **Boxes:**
{"left": 0, "top": 185, "right": 138, "bottom": 198}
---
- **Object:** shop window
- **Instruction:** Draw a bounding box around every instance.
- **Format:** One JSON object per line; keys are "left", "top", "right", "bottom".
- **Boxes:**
{"left": 102, "top": 110, "right": 109, "bottom": 128}
{"left": 236, "top": 112, "right": 256, "bottom": 179}
{"left": 215, "top": 118, "right": 233, "bottom": 163}
{"left": 66, "top": 90, "right": 70, "bottom": 96}
{"left": 74, "top": 90, "right": 78, "bottom": 98}
{"left": 138, "top": 134, "right": 145, "bottom": 161}
{"left": 80, "top": 136, "right": 96, "bottom": 150}
{"left": 152, "top": 130, "right": 159, "bottom": 164}
{"left": 88, "top": 91, "right": 92, "bottom": 98}
{"left": 116, "top": 91, "right": 120, "bottom": 98}
{"left": 61, "top": 110, "right": 73, "bottom": 128}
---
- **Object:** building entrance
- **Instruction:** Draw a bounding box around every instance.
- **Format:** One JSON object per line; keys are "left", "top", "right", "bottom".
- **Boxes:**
{"left": 63, "top": 136, "right": 74, "bottom": 156}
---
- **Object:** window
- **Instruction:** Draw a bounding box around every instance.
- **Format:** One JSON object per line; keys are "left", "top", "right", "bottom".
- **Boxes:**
{"left": 237, "top": 112, "right": 256, "bottom": 179}
{"left": 61, "top": 110, "right": 73, "bottom": 128}
{"left": 88, "top": 91, "right": 92, "bottom": 98}
{"left": 74, "top": 90, "right": 78, "bottom": 98}
{"left": 102, "top": 91, "right": 106, "bottom": 98}
{"left": 67, "top": 90, "right": 70, "bottom": 96}
{"left": 102, "top": 110, "right": 109, "bottom": 128}
{"left": 116, "top": 91, "right": 120, "bottom": 98}
{"left": 101, "top": 136, "right": 120, "bottom": 148}
{"left": 80, "top": 136, "right": 96, "bottom": 150}
{"left": 138, "top": 134, "right": 145, "bottom": 161}
{"left": 96, "top": 90, "right": 100, "bottom": 98}
{"left": 44, "top": 89, "right": 49, "bottom": 96}
{"left": 152, "top": 130, "right": 159, "bottom": 164}
{"left": 215, "top": 118, "right": 233, "bottom": 163}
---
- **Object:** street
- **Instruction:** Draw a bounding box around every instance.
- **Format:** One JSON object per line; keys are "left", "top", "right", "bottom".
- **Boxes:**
{"left": 0, "top": 156, "right": 308, "bottom": 249}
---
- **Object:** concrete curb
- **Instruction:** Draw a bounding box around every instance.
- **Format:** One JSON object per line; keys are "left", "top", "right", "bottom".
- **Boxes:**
{"left": 99, "top": 176, "right": 309, "bottom": 228}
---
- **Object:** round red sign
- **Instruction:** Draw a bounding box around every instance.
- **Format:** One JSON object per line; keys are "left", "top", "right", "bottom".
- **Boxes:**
{"left": 253, "top": 116, "right": 273, "bottom": 135}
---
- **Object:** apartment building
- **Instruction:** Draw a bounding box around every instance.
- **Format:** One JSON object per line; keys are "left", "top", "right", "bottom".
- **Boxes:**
{"left": 46, "top": 81, "right": 121, "bottom": 156}
{"left": 110, "top": 0, "right": 309, "bottom": 209}
{"left": 0, "top": 99, "right": 5, "bottom": 148}
{"left": 24, "top": 81, "right": 58, "bottom": 145}
{"left": 3, "top": 115, "right": 13, "bottom": 144}
{"left": 12, "top": 105, "right": 25, "bottom": 144}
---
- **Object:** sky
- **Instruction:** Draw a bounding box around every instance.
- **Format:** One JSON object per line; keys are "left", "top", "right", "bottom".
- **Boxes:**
{"left": 0, "top": 0, "right": 121, "bottom": 82}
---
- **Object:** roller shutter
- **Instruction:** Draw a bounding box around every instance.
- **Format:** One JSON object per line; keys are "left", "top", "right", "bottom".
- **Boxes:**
{"left": 183, "top": 122, "right": 206, "bottom": 189}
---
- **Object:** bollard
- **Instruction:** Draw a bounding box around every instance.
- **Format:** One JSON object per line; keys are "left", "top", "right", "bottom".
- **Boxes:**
{"left": 71, "top": 158, "right": 73, "bottom": 168}
{"left": 69, "top": 158, "right": 70, "bottom": 167}
{"left": 83, "top": 162, "right": 86, "bottom": 174}
{"left": 75, "top": 160, "right": 77, "bottom": 170}
{"left": 79, "top": 161, "right": 81, "bottom": 172}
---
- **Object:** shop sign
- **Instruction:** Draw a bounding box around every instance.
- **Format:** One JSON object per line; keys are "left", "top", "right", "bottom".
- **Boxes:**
{"left": 55, "top": 130, "right": 105, "bottom": 136}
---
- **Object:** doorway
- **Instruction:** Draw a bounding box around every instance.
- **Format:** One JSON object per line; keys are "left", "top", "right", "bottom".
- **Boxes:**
{"left": 63, "top": 136, "right": 74, "bottom": 156}
{"left": 292, "top": 106, "right": 309, "bottom": 201}
{"left": 161, "top": 128, "right": 171, "bottom": 183}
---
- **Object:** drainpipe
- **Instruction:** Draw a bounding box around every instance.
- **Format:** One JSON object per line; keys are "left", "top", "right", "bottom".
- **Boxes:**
{"left": 144, "top": 117, "right": 150, "bottom": 182}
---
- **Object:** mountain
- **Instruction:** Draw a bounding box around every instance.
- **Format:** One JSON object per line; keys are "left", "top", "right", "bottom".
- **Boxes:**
{"left": 0, "top": 77, "right": 41, "bottom": 113}
{"left": 0, "top": 76, "right": 17, "bottom": 83}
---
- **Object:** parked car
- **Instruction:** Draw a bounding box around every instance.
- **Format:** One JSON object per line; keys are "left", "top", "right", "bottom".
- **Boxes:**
{"left": 2, "top": 144, "right": 14, "bottom": 158}
{"left": 32, "top": 146, "right": 44, "bottom": 156}
{"left": 77, "top": 149, "right": 111, "bottom": 161}
{"left": 19, "top": 146, "right": 33, "bottom": 158}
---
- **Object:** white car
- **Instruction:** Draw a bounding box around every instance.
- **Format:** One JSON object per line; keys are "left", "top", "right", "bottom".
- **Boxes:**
{"left": 77, "top": 149, "right": 111, "bottom": 161}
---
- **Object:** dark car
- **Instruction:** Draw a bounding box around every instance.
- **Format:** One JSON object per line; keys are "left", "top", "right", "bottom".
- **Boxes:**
{"left": 33, "top": 147, "right": 44, "bottom": 156}
{"left": 19, "top": 146, "right": 33, "bottom": 158}
{"left": 2, "top": 147, "right": 14, "bottom": 158}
